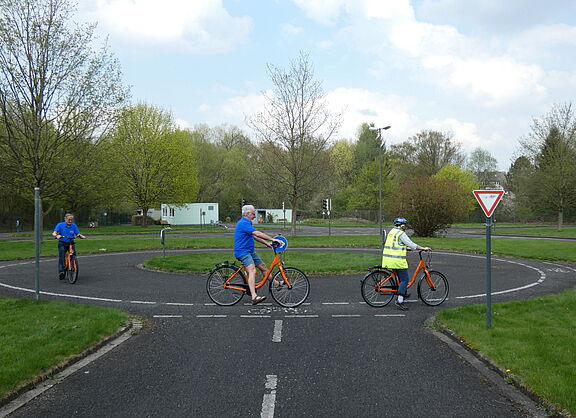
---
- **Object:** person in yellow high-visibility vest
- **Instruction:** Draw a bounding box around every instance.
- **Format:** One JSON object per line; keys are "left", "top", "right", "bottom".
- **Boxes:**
{"left": 382, "top": 217, "right": 431, "bottom": 311}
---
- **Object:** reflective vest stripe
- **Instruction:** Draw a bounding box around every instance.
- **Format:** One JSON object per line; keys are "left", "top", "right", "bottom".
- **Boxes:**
{"left": 381, "top": 228, "right": 408, "bottom": 269}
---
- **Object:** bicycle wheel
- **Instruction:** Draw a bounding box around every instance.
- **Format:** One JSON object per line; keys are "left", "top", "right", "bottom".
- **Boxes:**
{"left": 206, "top": 266, "right": 246, "bottom": 306}
{"left": 361, "top": 270, "right": 396, "bottom": 307}
{"left": 417, "top": 270, "right": 449, "bottom": 306}
{"left": 270, "top": 267, "right": 309, "bottom": 308}
{"left": 66, "top": 255, "right": 78, "bottom": 284}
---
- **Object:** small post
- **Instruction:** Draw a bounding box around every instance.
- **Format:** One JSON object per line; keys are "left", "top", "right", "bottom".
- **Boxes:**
{"left": 160, "top": 227, "right": 170, "bottom": 257}
{"left": 34, "top": 187, "right": 41, "bottom": 301}
{"left": 485, "top": 215, "right": 492, "bottom": 328}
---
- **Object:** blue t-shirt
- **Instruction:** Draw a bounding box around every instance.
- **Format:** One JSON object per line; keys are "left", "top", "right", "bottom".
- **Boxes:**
{"left": 234, "top": 217, "right": 256, "bottom": 258}
{"left": 54, "top": 222, "right": 80, "bottom": 243}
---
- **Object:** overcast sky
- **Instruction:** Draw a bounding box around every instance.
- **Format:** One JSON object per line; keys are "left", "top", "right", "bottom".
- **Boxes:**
{"left": 77, "top": 0, "right": 576, "bottom": 170}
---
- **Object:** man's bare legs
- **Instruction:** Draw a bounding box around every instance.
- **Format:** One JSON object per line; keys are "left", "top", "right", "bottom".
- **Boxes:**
{"left": 246, "top": 263, "right": 268, "bottom": 300}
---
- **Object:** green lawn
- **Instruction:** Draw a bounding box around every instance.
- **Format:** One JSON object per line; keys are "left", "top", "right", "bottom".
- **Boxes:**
{"left": 436, "top": 290, "right": 576, "bottom": 416}
{"left": 0, "top": 298, "right": 129, "bottom": 401}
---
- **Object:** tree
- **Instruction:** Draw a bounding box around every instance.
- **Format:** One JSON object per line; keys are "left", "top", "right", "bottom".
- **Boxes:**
{"left": 433, "top": 164, "right": 479, "bottom": 214}
{"left": 247, "top": 52, "right": 341, "bottom": 235}
{"left": 353, "top": 123, "right": 381, "bottom": 171}
{"left": 106, "top": 104, "right": 199, "bottom": 226}
{"left": 0, "top": 0, "right": 127, "bottom": 205}
{"left": 467, "top": 148, "right": 499, "bottom": 188}
{"left": 391, "top": 130, "right": 465, "bottom": 179}
{"left": 520, "top": 103, "right": 576, "bottom": 229}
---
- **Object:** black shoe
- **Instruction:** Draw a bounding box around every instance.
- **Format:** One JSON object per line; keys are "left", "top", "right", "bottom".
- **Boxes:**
{"left": 395, "top": 301, "right": 409, "bottom": 311}
{"left": 59, "top": 272, "right": 65, "bottom": 280}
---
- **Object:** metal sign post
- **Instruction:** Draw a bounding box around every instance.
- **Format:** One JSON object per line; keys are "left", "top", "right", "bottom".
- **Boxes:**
{"left": 473, "top": 190, "right": 505, "bottom": 329}
{"left": 160, "top": 227, "right": 171, "bottom": 257}
{"left": 34, "top": 187, "right": 41, "bottom": 301}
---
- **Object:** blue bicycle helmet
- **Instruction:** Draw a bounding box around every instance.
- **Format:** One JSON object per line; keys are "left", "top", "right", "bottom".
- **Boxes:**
{"left": 393, "top": 217, "right": 409, "bottom": 226}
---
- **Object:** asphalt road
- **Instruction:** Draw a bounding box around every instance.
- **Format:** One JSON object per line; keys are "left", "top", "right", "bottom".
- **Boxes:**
{"left": 1, "top": 248, "right": 575, "bottom": 417}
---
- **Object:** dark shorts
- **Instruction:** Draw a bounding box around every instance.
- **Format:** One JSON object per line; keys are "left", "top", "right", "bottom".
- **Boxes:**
{"left": 237, "top": 252, "right": 264, "bottom": 267}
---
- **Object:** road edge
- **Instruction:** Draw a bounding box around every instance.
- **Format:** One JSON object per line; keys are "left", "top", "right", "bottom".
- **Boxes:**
{"left": 426, "top": 315, "right": 564, "bottom": 417}
{"left": 0, "top": 317, "right": 143, "bottom": 417}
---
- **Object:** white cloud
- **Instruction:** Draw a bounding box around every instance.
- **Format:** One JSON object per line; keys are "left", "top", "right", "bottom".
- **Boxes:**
{"left": 94, "top": 0, "right": 252, "bottom": 53}
{"left": 325, "top": 87, "right": 416, "bottom": 141}
{"left": 281, "top": 23, "right": 304, "bottom": 37}
{"left": 196, "top": 93, "right": 267, "bottom": 128}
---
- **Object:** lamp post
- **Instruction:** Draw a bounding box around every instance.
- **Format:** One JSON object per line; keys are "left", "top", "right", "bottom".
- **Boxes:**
{"left": 368, "top": 125, "right": 391, "bottom": 248}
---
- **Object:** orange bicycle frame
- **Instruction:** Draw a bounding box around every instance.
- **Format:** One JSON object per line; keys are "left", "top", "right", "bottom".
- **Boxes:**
{"left": 223, "top": 252, "right": 292, "bottom": 292}
{"left": 376, "top": 253, "right": 436, "bottom": 292}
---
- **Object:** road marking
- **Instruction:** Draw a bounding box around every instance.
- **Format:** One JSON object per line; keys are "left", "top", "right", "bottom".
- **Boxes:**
{"left": 165, "top": 302, "right": 194, "bottom": 306}
{"left": 374, "top": 314, "right": 405, "bottom": 317}
{"left": 322, "top": 302, "right": 349, "bottom": 305}
{"left": 261, "top": 375, "right": 277, "bottom": 418}
{"left": 332, "top": 314, "right": 361, "bottom": 318}
{"left": 284, "top": 315, "right": 318, "bottom": 318}
{"left": 153, "top": 315, "right": 183, "bottom": 318}
{"left": 197, "top": 315, "right": 227, "bottom": 318}
{"left": 241, "top": 315, "right": 271, "bottom": 318}
{"left": 130, "top": 300, "right": 157, "bottom": 305}
{"left": 272, "top": 320, "right": 283, "bottom": 343}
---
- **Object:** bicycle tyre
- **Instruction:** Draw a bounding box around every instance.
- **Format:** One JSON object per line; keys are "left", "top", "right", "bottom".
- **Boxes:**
{"left": 206, "top": 265, "right": 246, "bottom": 306}
{"left": 66, "top": 255, "right": 78, "bottom": 284}
{"left": 361, "top": 270, "right": 396, "bottom": 307}
{"left": 417, "top": 270, "right": 449, "bottom": 306}
{"left": 270, "top": 267, "right": 309, "bottom": 308}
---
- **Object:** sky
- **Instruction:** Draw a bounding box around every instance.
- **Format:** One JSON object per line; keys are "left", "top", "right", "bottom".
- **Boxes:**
{"left": 76, "top": 0, "right": 576, "bottom": 171}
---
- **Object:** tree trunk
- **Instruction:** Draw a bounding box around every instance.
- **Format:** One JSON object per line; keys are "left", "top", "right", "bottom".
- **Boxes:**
{"left": 557, "top": 209, "right": 563, "bottom": 231}
{"left": 142, "top": 207, "right": 149, "bottom": 227}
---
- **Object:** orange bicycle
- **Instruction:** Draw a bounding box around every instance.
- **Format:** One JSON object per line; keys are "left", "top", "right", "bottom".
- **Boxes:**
{"left": 206, "top": 237, "right": 310, "bottom": 308}
{"left": 61, "top": 236, "right": 79, "bottom": 284}
{"left": 361, "top": 250, "right": 448, "bottom": 307}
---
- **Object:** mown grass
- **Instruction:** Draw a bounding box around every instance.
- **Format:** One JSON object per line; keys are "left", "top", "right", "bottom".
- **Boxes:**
{"left": 0, "top": 298, "right": 129, "bottom": 401}
{"left": 2, "top": 235, "right": 576, "bottom": 263}
{"left": 436, "top": 290, "right": 576, "bottom": 416}
{"left": 145, "top": 251, "right": 382, "bottom": 274}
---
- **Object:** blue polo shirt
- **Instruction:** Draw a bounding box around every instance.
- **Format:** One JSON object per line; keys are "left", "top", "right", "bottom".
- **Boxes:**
{"left": 53, "top": 222, "right": 80, "bottom": 243}
{"left": 234, "top": 217, "right": 256, "bottom": 258}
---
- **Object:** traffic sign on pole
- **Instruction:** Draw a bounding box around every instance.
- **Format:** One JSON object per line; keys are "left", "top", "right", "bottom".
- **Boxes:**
{"left": 473, "top": 190, "right": 504, "bottom": 218}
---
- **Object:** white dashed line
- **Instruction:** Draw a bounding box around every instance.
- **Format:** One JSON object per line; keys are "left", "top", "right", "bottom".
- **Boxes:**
{"left": 241, "top": 315, "right": 271, "bottom": 318}
{"left": 272, "top": 320, "right": 283, "bottom": 343}
{"left": 129, "top": 300, "right": 157, "bottom": 305}
{"left": 332, "top": 314, "right": 361, "bottom": 318}
{"left": 196, "top": 315, "right": 227, "bottom": 318}
{"left": 284, "top": 315, "right": 319, "bottom": 318}
{"left": 261, "top": 375, "right": 278, "bottom": 418}
{"left": 374, "top": 314, "right": 405, "bottom": 317}
{"left": 322, "top": 302, "right": 349, "bottom": 305}
{"left": 153, "top": 315, "right": 183, "bottom": 318}
{"left": 165, "top": 302, "right": 194, "bottom": 306}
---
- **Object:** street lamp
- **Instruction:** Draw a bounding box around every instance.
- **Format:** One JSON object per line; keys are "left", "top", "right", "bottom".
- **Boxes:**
{"left": 368, "top": 125, "right": 391, "bottom": 249}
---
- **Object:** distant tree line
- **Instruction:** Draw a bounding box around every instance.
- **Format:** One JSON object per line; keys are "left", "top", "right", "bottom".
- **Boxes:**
{"left": 0, "top": 0, "right": 574, "bottom": 235}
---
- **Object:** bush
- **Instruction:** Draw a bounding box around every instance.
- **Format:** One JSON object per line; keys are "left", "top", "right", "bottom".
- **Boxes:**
{"left": 390, "top": 177, "right": 469, "bottom": 237}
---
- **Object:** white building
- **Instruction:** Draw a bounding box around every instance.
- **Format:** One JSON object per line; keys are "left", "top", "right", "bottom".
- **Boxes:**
{"left": 161, "top": 203, "right": 219, "bottom": 225}
{"left": 254, "top": 208, "right": 292, "bottom": 224}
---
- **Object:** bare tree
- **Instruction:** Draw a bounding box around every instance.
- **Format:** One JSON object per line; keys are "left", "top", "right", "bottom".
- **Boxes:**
{"left": 0, "top": 0, "right": 127, "bottom": 203}
{"left": 247, "top": 52, "right": 341, "bottom": 235}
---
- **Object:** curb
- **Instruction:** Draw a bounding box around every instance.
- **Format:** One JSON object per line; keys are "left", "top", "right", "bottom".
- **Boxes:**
{"left": 0, "top": 318, "right": 143, "bottom": 417}
{"left": 426, "top": 316, "right": 565, "bottom": 417}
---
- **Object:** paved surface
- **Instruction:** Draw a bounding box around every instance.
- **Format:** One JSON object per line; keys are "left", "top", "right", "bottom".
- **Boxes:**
{"left": 1, "top": 246, "right": 575, "bottom": 417}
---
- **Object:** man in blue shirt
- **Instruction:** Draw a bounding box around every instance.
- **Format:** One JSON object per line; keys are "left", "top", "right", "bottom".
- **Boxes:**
{"left": 234, "top": 205, "right": 283, "bottom": 305}
{"left": 52, "top": 213, "right": 85, "bottom": 280}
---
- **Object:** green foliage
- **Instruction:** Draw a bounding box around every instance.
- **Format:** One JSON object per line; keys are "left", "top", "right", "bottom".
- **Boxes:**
{"left": 467, "top": 147, "right": 499, "bottom": 188}
{"left": 106, "top": 104, "right": 199, "bottom": 224}
{"left": 433, "top": 164, "right": 479, "bottom": 213}
{"left": 391, "top": 177, "right": 471, "bottom": 236}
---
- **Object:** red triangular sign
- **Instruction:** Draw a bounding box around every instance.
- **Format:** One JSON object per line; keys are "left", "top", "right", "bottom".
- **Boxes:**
{"left": 473, "top": 190, "right": 505, "bottom": 217}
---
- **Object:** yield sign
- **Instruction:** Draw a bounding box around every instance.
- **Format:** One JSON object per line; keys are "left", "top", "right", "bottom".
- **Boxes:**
{"left": 473, "top": 190, "right": 505, "bottom": 217}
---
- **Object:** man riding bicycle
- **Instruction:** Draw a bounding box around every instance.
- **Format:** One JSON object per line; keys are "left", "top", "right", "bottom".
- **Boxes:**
{"left": 52, "top": 213, "right": 85, "bottom": 280}
{"left": 382, "top": 217, "right": 431, "bottom": 311}
{"left": 234, "top": 205, "right": 283, "bottom": 305}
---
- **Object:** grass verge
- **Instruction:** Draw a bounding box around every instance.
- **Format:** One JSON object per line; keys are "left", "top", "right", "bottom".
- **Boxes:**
{"left": 144, "top": 251, "right": 381, "bottom": 275}
{"left": 0, "top": 298, "right": 129, "bottom": 402}
{"left": 2, "top": 235, "right": 576, "bottom": 263}
{"left": 435, "top": 290, "right": 576, "bottom": 416}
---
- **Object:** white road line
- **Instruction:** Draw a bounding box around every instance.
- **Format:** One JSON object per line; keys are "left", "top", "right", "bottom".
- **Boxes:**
{"left": 261, "top": 375, "right": 277, "bottom": 418}
{"left": 241, "top": 315, "right": 271, "bottom": 318}
{"left": 130, "top": 300, "right": 157, "bottom": 305}
{"left": 322, "top": 302, "right": 349, "bottom": 305}
{"left": 332, "top": 314, "right": 361, "bottom": 318}
{"left": 284, "top": 315, "right": 319, "bottom": 318}
{"left": 196, "top": 315, "right": 227, "bottom": 318}
{"left": 165, "top": 302, "right": 194, "bottom": 306}
{"left": 374, "top": 314, "right": 405, "bottom": 317}
{"left": 272, "top": 320, "right": 283, "bottom": 343}
{"left": 153, "top": 315, "right": 183, "bottom": 318}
